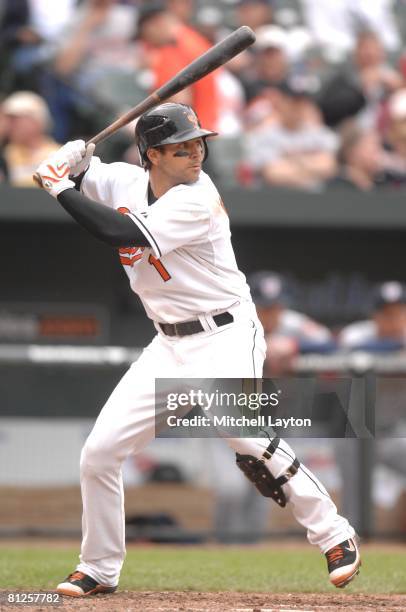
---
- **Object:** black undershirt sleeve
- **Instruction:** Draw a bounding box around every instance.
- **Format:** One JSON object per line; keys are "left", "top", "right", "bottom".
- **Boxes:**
{"left": 57, "top": 188, "right": 151, "bottom": 248}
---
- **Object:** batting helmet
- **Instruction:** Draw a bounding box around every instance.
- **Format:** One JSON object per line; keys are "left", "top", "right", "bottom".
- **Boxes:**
{"left": 135, "top": 103, "right": 217, "bottom": 167}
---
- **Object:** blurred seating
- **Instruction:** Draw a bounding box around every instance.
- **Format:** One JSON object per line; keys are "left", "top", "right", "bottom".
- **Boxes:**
{"left": 299, "top": 0, "right": 401, "bottom": 63}
{"left": 318, "top": 30, "right": 403, "bottom": 130}
{"left": 0, "top": 0, "right": 76, "bottom": 92}
{"left": 243, "top": 79, "right": 338, "bottom": 190}
{"left": 249, "top": 270, "right": 334, "bottom": 376}
{"left": 137, "top": 2, "right": 219, "bottom": 132}
{"left": 1, "top": 91, "right": 59, "bottom": 187}
{"left": 41, "top": 0, "right": 140, "bottom": 141}
{"left": 331, "top": 121, "right": 406, "bottom": 190}
{"left": 0, "top": 0, "right": 405, "bottom": 190}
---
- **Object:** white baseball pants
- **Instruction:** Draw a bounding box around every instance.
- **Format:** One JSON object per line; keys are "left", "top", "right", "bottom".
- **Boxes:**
{"left": 76, "top": 302, "right": 355, "bottom": 586}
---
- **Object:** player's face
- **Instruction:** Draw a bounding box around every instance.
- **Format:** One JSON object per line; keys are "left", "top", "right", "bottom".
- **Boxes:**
{"left": 154, "top": 137, "right": 205, "bottom": 184}
{"left": 374, "top": 303, "right": 406, "bottom": 339}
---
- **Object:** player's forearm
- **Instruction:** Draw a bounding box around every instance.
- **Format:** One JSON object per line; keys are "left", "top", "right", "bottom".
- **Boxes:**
{"left": 293, "top": 152, "right": 337, "bottom": 180}
{"left": 57, "top": 188, "right": 151, "bottom": 248}
{"left": 262, "top": 159, "right": 316, "bottom": 188}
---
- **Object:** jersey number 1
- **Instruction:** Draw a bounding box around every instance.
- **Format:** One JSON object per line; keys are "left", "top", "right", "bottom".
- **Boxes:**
{"left": 148, "top": 254, "right": 171, "bottom": 282}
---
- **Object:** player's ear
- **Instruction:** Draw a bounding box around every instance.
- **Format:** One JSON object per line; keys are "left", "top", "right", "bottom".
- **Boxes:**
{"left": 147, "top": 147, "right": 161, "bottom": 167}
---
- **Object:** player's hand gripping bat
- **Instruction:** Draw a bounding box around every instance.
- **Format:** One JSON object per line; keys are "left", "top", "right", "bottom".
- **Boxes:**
{"left": 33, "top": 26, "right": 256, "bottom": 187}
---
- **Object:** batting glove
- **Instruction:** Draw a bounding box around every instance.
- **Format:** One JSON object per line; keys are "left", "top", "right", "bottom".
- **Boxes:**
{"left": 61, "top": 139, "right": 96, "bottom": 176}
{"left": 34, "top": 154, "right": 75, "bottom": 198}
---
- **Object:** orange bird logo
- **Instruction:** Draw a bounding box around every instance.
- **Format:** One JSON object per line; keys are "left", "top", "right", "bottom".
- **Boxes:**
{"left": 186, "top": 112, "right": 199, "bottom": 128}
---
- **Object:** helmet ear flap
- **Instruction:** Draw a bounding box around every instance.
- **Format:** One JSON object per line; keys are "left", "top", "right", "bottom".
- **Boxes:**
{"left": 137, "top": 145, "right": 145, "bottom": 168}
{"left": 135, "top": 115, "right": 177, "bottom": 167}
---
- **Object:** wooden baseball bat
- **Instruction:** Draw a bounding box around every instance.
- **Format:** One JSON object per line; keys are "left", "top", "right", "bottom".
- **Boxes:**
{"left": 87, "top": 25, "right": 256, "bottom": 146}
{"left": 33, "top": 26, "right": 255, "bottom": 187}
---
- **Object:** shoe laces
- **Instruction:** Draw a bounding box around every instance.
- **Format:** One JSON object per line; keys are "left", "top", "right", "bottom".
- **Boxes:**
{"left": 326, "top": 545, "right": 344, "bottom": 564}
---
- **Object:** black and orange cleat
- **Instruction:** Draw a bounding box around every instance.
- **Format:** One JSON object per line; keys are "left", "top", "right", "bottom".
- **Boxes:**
{"left": 326, "top": 538, "right": 361, "bottom": 588}
{"left": 56, "top": 571, "right": 117, "bottom": 597}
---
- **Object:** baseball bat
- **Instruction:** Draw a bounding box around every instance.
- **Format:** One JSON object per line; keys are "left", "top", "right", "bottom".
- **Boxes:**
{"left": 86, "top": 25, "right": 255, "bottom": 146}
{"left": 33, "top": 26, "right": 255, "bottom": 187}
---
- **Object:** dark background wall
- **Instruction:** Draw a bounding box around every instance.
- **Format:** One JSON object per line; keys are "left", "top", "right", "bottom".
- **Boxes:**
{"left": 1, "top": 186, "right": 406, "bottom": 416}
{"left": 1, "top": 187, "right": 406, "bottom": 346}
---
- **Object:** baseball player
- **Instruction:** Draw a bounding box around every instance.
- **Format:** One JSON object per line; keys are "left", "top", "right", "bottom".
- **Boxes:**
{"left": 35, "top": 103, "right": 360, "bottom": 597}
{"left": 249, "top": 270, "right": 334, "bottom": 376}
{"left": 339, "top": 281, "right": 406, "bottom": 350}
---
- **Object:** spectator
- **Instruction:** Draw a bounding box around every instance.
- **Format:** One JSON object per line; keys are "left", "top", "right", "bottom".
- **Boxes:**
{"left": 332, "top": 122, "right": 405, "bottom": 190}
{"left": 27, "top": 0, "right": 76, "bottom": 41}
{"left": 195, "top": 6, "right": 227, "bottom": 45}
{"left": 215, "top": 69, "right": 245, "bottom": 137}
{"left": 339, "top": 281, "right": 406, "bottom": 351}
{"left": 249, "top": 271, "right": 333, "bottom": 376}
{"left": 241, "top": 25, "right": 302, "bottom": 132}
{"left": 0, "top": 0, "right": 76, "bottom": 90}
{"left": 137, "top": 2, "right": 218, "bottom": 131}
{"left": 244, "top": 80, "right": 338, "bottom": 190}
{"left": 54, "top": 0, "right": 137, "bottom": 79}
{"left": 234, "top": 0, "right": 273, "bottom": 32}
{"left": 2, "top": 91, "right": 59, "bottom": 187}
{"left": 319, "top": 30, "right": 402, "bottom": 129}
{"left": 165, "top": 0, "right": 195, "bottom": 24}
{"left": 0, "top": 0, "right": 31, "bottom": 76}
{"left": 354, "top": 30, "right": 402, "bottom": 128}
{"left": 244, "top": 26, "right": 290, "bottom": 103}
{"left": 300, "top": 0, "right": 401, "bottom": 62}
{"left": 384, "top": 89, "right": 406, "bottom": 176}
{"left": 46, "top": 0, "right": 139, "bottom": 141}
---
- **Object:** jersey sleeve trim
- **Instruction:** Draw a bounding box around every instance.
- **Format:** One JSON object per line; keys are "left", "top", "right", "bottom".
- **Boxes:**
{"left": 127, "top": 212, "right": 161, "bottom": 258}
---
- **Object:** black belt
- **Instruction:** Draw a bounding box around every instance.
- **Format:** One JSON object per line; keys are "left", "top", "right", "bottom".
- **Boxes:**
{"left": 159, "top": 311, "right": 233, "bottom": 337}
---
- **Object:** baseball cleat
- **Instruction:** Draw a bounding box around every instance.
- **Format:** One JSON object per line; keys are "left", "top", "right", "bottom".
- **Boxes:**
{"left": 56, "top": 571, "right": 117, "bottom": 597}
{"left": 325, "top": 538, "right": 361, "bottom": 588}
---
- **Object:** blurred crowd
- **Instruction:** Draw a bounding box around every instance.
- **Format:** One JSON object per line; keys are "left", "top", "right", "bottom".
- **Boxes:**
{"left": 3, "top": 0, "right": 406, "bottom": 190}
{"left": 248, "top": 272, "right": 406, "bottom": 374}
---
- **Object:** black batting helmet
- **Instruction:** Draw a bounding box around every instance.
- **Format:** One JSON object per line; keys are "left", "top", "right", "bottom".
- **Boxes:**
{"left": 135, "top": 103, "right": 217, "bottom": 167}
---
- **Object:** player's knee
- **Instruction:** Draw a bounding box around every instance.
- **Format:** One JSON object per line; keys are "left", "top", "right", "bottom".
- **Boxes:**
{"left": 80, "top": 438, "right": 120, "bottom": 478}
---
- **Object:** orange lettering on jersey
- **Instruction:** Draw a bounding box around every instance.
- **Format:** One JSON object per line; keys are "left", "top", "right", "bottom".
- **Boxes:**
{"left": 148, "top": 254, "right": 171, "bottom": 282}
{"left": 119, "top": 247, "right": 144, "bottom": 267}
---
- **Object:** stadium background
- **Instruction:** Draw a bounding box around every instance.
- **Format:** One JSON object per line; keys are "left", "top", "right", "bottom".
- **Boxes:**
{"left": 0, "top": 0, "right": 406, "bottom": 590}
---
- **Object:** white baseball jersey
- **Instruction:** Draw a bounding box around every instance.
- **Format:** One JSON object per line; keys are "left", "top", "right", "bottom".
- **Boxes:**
{"left": 339, "top": 320, "right": 378, "bottom": 348}
{"left": 339, "top": 320, "right": 406, "bottom": 347}
{"left": 81, "top": 158, "right": 251, "bottom": 323}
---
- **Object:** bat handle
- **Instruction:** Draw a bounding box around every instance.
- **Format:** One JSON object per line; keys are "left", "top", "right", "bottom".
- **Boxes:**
{"left": 85, "top": 93, "right": 161, "bottom": 147}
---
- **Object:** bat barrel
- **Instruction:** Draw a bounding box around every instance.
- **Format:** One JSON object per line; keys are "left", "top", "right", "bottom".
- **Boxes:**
{"left": 156, "top": 26, "right": 256, "bottom": 100}
{"left": 86, "top": 26, "right": 256, "bottom": 147}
